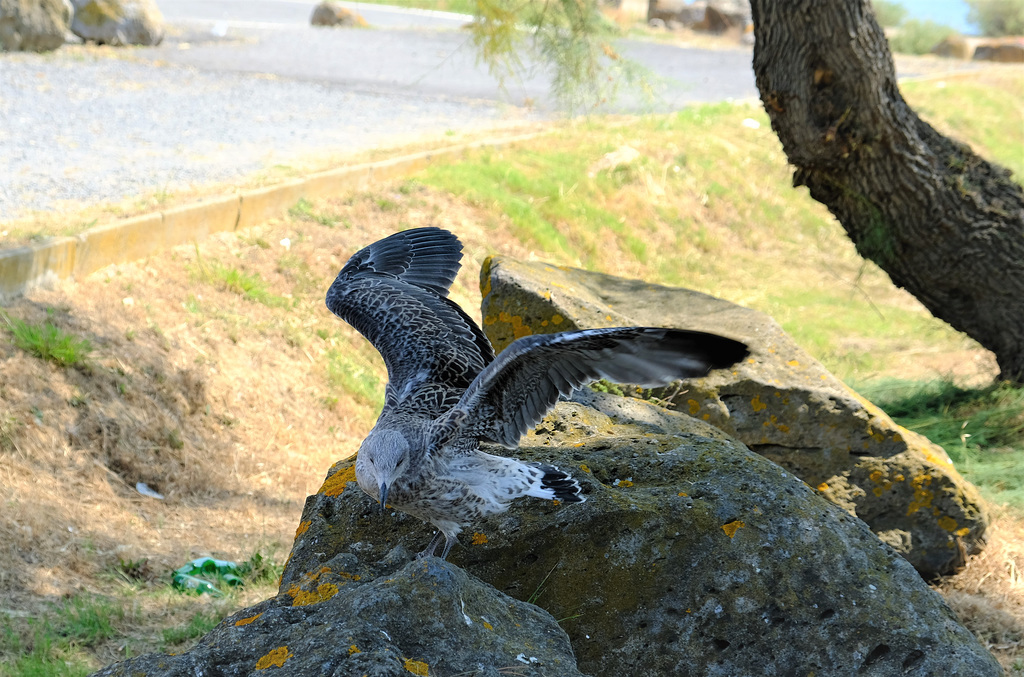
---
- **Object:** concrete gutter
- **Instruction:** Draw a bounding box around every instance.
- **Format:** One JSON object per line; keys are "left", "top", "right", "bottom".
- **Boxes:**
{"left": 0, "top": 131, "right": 544, "bottom": 299}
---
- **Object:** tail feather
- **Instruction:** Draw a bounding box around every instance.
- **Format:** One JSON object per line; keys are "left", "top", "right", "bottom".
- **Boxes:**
{"left": 532, "top": 463, "right": 585, "bottom": 503}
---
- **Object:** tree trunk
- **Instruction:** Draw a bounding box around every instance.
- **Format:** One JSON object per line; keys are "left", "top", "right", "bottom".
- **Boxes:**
{"left": 749, "top": 0, "right": 1024, "bottom": 382}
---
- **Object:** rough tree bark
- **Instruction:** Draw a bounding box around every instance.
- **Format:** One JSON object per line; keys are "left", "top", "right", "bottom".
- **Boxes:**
{"left": 749, "top": 0, "right": 1024, "bottom": 382}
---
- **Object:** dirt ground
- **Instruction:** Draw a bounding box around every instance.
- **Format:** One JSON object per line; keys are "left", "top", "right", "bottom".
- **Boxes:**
{"left": 1, "top": 181, "right": 1021, "bottom": 671}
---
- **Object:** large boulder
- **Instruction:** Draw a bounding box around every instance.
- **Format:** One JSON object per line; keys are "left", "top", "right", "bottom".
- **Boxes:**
{"left": 479, "top": 256, "right": 988, "bottom": 578}
{"left": 70, "top": 0, "right": 163, "bottom": 46}
{"left": 93, "top": 557, "right": 586, "bottom": 676}
{"left": 0, "top": 0, "right": 71, "bottom": 52}
{"left": 281, "top": 393, "right": 998, "bottom": 675}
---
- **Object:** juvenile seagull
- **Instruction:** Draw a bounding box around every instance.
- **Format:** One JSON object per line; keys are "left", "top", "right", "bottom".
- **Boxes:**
{"left": 326, "top": 227, "right": 748, "bottom": 559}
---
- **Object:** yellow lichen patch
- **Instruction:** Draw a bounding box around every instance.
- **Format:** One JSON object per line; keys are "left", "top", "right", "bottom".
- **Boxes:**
{"left": 319, "top": 464, "right": 357, "bottom": 497}
{"left": 677, "top": 491, "right": 688, "bottom": 497}
{"left": 687, "top": 399, "right": 700, "bottom": 415}
{"left": 235, "top": 613, "right": 262, "bottom": 627}
{"left": 551, "top": 314, "right": 563, "bottom": 325}
{"left": 722, "top": 520, "right": 745, "bottom": 538}
{"left": 255, "top": 646, "right": 293, "bottom": 670}
{"left": 294, "top": 520, "right": 312, "bottom": 538}
{"left": 289, "top": 582, "right": 340, "bottom": 606}
{"left": 937, "top": 516, "right": 958, "bottom": 532}
{"left": 348, "top": 645, "right": 361, "bottom": 655}
{"left": 892, "top": 433, "right": 903, "bottom": 443}
{"left": 497, "top": 311, "right": 534, "bottom": 340}
{"left": 479, "top": 258, "right": 493, "bottom": 297}
{"left": 787, "top": 360, "right": 800, "bottom": 367}
{"left": 541, "top": 290, "right": 551, "bottom": 300}
{"left": 471, "top": 532, "right": 489, "bottom": 545}
{"left": 483, "top": 621, "right": 494, "bottom": 630}
{"left": 895, "top": 474, "right": 905, "bottom": 482}
{"left": 751, "top": 395, "right": 767, "bottom": 412}
{"left": 579, "top": 463, "right": 591, "bottom": 473}
{"left": 403, "top": 658, "right": 430, "bottom": 675}
{"left": 955, "top": 527, "right": 970, "bottom": 537}
{"left": 483, "top": 314, "right": 496, "bottom": 325}
{"left": 817, "top": 483, "right": 828, "bottom": 492}
{"left": 617, "top": 480, "right": 634, "bottom": 487}
{"left": 906, "top": 475, "right": 935, "bottom": 515}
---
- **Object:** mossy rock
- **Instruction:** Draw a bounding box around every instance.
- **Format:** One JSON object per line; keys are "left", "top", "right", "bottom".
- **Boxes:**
{"left": 281, "top": 394, "right": 999, "bottom": 676}
{"left": 478, "top": 255, "right": 988, "bottom": 578}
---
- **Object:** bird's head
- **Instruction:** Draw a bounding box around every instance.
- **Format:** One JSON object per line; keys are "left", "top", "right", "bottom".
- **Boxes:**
{"left": 355, "top": 429, "right": 411, "bottom": 513}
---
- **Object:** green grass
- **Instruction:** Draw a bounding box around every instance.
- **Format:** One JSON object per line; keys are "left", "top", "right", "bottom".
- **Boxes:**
{"left": 192, "top": 260, "right": 290, "bottom": 309}
{"left": 2, "top": 313, "right": 93, "bottom": 368}
{"left": 902, "top": 75, "right": 1024, "bottom": 180}
{"left": 856, "top": 379, "right": 1024, "bottom": 510}
{"left": 161, "top": 611, "right": 225, "bottom": 647}
{"left": 325, "top": 343, "right": 385, "bottom": 414}
{"left": 0, "top": 596, "right": 123, "bottom": 677}
{"left": 288, "top": 198, "right": 338, "bottom": 227}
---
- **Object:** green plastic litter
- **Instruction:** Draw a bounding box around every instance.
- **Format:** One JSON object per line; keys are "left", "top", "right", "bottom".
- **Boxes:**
{"left": 172, "top": 557, "right": 246, "bottom": 596}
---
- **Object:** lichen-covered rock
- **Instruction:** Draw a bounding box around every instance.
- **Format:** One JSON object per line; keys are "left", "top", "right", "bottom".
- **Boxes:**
{"left": 479, "top": 256, "right": 988, "bottom": 578}
{"left": 70, "top": 0, "right": 162, "bottom": 46}
{"left": 281, "top": 394, "right": 999, "bottom": 676}
{"left": 310, "top": 2, "right": 367, "bottom": 28}
{"left": 0, "top": 0, "right": 70, "bottom": 52}
{"left": 92, "top": 558, "right": 585, "bottom": 677}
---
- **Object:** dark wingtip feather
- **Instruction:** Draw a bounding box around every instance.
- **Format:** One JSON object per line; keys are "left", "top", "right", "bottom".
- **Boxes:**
{"left": 536, "top": 464, "right": 585, "bottom": 503}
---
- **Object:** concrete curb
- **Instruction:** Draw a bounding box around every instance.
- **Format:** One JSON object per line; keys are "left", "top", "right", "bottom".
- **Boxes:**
{"left": 0, "top": 131, "right": 545, "bottom": 298}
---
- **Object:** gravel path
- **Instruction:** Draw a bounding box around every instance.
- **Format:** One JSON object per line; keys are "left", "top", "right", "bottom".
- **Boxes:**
{"left": 0, "top": 45, "right": 533, "bottom": 221}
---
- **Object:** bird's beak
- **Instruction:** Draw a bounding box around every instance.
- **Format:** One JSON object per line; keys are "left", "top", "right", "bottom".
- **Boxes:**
{"left": 379, "top": 482, "right": 389, "bottom": 514}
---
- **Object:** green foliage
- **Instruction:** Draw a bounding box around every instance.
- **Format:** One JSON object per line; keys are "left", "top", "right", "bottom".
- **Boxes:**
{"left": 857, "top": 379, "right": 1024, "bottom": 510}
{"left": 469, "top": 0, "right": 648, "bottom": 112}
{"left": 888, "top": 19, "right": 958, "bottom": 54}
{"left": 967, "top": 0, "right": 1024, "bottom": 36}
{"left": 872, "top": 0, "right": 908, "bottom": 27}
{"left": 2, "top": 313, "right": 93, "bottom": 367}
{"left": 344, "top": 0, "right": 475, "bottom": 12}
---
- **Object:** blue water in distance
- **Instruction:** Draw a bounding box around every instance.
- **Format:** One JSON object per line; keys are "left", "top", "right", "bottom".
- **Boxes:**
{"left": 885, "top": 0, "right": 977, "bottom": 34}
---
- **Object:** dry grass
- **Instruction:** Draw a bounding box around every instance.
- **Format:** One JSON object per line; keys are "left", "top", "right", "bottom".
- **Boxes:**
{"left": 937, "top": 509, "right": 1024, "bottom": 672}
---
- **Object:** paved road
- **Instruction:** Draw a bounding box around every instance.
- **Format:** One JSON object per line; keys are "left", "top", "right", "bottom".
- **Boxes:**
{"left": 148, "top": 0, "right": 757, "bottom": 111}
{"left": 0, "top": 0, "right": 758, "bottom": 221}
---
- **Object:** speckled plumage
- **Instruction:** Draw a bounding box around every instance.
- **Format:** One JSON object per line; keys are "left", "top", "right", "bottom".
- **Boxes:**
{"left": 326, "top": 227, "right": 748, "bottom": 558}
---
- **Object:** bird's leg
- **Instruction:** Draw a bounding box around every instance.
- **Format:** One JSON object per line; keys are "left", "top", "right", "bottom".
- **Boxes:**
{"left": 439, "top": 533, "right": 458, "bottom": 560}
{"left": 417, "top": 531, "right": 444, "bottom": 559}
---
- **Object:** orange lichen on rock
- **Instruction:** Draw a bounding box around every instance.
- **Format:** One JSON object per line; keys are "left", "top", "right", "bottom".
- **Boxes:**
{"left": 937, "top": 515, "right": 958, "bottom": 532}
{"left": 348, "top": 645, "right": 361, "bottom": 655}
{"left": 403, "top": 658, "right": 430, "bottom": 675}
{"left": 294, "top": 520, "right": 312, "bottom": 538}
{"left": 319, "top": 464, "right": 357, "bottom": 496}
{"left": 471, "top": 532, "right": 489, "bottom": 545}
{"left": 722, "top": 520, "right": 745, "bottom": 538}
{"left": 580, "top": 463, "right": 591, "bottom": 473}
{"left": 687, "top": 398, "right": 700, "bottom": 415}
{"left": 751, "top": 395, "right": 767, "bottom": 412}
{"left": 907, "top": 474, "right": 935, "bottom": 515}
{"left": 234, "top": 614, "right": 262, "bottom": 627}
{"left": 289, "top": 582, "right": 339, "bottom": 606}
{"left": 255, "top": 646, "right": 293, "bottom": 670}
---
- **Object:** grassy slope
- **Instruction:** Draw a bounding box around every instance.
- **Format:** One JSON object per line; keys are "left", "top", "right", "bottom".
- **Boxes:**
{"left": 1, "top": 69, "right": 1022, "bottom": 674}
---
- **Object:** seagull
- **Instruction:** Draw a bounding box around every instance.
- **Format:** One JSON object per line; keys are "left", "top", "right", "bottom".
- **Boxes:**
{"left": 326, "top": 227, "right": 748, "bottom": 559}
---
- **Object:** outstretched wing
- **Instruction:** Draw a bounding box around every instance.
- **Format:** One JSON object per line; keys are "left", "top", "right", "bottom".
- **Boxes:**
{"left": 441, "top": 327, "right": 748, "bottom": 448}
{"left": 334, "top": 226, "right": 463, "bottom": 298}
{"left": 325, "top": 228, "right": 494, "bottom": 414}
